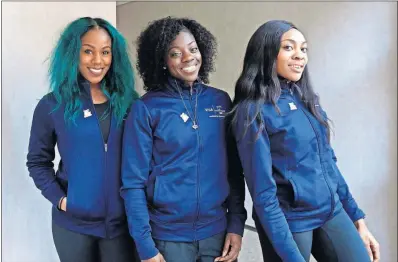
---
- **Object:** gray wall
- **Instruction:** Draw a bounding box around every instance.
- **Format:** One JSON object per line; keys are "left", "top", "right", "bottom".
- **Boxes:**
{"left": 2, "top": 2, "right": 116, "bottom": 261}
{"left": 117, "top": 2, "right": 397, "bottom": 261}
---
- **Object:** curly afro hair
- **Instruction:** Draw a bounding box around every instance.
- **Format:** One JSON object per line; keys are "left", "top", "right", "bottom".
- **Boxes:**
{"left": 136, "top": 16, "right": 217, "bottom": 91}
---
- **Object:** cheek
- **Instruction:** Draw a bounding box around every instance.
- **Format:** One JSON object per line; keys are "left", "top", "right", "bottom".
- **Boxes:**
{"left": 276, "top": 51, "right": 289, "bottom": 64}
{"left": 105, "top": 56, "right": 112, "bottom": 67}
{"left": 166, "top": 60, "right": 179, "bottom": 73}
{"left": 196, "top": 52, "right": 202, "bottom": 61}
{"left": 79, "top": 53, "right": 89, "bottom": 66}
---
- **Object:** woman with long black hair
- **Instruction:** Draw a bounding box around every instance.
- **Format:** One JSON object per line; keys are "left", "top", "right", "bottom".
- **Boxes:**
{"left": 231, "top": 20, "right": 379, "bottom": 262}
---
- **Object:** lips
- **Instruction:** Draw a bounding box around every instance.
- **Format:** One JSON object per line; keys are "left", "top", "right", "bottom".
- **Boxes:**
{"left": 181, "top": 64, "right": 198, "bottom": 73}
{"left": 88, "top": 68, "right": 104, "bottom": 76}
{"left": 289, "top": 64, "right": 304, "bottom": 73}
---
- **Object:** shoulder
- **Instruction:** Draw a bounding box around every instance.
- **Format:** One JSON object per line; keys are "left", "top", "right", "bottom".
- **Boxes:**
{"left": 34, "top": 93, "right": 58, "bottom": 113}
{"left": 201, "top": 84, "right": 232, "bottom": 104}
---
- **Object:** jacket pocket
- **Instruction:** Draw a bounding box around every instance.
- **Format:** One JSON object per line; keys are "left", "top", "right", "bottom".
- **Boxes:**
{"left": 146, "top": 165, "right": 162, "bottom": 204}
{"left": 65, "top": 177, "right": 105, "bottom": 222}
{"left": 288, "top": 176, "right": 330, "bottom": 213}
{"left": 150, "top": 172, "right": 197, "bottom": 223}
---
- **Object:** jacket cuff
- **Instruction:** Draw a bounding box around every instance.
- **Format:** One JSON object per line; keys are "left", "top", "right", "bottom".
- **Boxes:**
{"left": 227, "top": 215, "right": 246, "bottom": 237}
{"left": 347, "top": 207, "right": 366, "bottom": 223}
{"left": 134, "top": 235, "right": 159, "bottom": 260}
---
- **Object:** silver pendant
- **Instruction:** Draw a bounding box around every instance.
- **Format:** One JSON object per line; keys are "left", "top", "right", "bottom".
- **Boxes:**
{"left": 192, "top": 124, "right": 199, "bottom": 129}
{"left": 180, "top": 112, "right": 189, "bottom": 122}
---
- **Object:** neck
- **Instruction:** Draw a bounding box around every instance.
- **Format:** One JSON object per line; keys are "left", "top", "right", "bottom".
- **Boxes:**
{"left": 90, "top": 82, "right": 100, "bottom": 90}
{"left": 90, "top": 83, "right": 108, "bottom": 104}
{"left": 185, "top": 81, "right": 193, "bottom": 88}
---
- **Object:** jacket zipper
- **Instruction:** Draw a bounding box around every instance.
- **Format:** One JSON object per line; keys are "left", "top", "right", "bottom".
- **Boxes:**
{"left": 189, "top": 89, "right": 201, "bottom": 241}
{"left": 88, "top": 89, "right": 109, "bottom": 238}
{"left": 291, "top": 93, "right": 335, "bottom": 219}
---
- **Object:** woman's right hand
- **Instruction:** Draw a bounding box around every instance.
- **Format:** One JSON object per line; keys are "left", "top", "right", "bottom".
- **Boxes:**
{"left": 59, "top": 197, "right": 67, "bottom": 211}
{"left": 142, "top": 253, "right": 166, "bottom": 262}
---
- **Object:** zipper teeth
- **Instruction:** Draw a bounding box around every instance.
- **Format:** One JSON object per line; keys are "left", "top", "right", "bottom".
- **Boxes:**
{"left": 190, "top": 93, "right": 201, "bottom": 241}
{"left": 88, "top": 90, "right": 109, "bottom": 238}
{"left": 296, "top": 98, "right": 335, "bottom": 219}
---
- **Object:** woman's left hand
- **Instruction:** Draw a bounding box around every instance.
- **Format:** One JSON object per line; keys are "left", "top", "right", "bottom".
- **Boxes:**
{"left": 355, "top": 219, "right": 380, "bottom": 262}
{"left": 214, "top": 233, "right": 242, "bottom": 262}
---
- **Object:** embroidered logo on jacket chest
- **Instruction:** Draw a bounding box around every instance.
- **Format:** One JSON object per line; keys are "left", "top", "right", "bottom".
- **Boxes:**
{"left": 205, "top": 105, "right": 226, "bottom": 118}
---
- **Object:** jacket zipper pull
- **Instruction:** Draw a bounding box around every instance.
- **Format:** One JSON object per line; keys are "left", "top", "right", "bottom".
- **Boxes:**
{"left": 104, "top": 143, "right": 108, "bottom": 152}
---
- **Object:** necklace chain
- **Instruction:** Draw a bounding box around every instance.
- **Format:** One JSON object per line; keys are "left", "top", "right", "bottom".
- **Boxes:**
{"left": 175, "top": 80, "right": 199, "bottom": 129}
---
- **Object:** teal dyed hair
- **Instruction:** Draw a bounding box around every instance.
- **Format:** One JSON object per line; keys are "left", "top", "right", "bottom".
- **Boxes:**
{"left": 48, "top": 17, "right": 138, "bottom": 126}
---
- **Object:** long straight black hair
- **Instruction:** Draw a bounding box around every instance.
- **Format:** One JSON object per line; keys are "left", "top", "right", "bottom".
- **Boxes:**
{"left": 231, "top": 20, "right": 331, "bottom": 141}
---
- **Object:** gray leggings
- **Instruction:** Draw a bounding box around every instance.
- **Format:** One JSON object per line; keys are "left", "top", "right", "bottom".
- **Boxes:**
{"left": 52, "top": 222, "right": 140, "bottom": 262}
{"left": 253, "top": 210, "right": 371, "bottom": 262}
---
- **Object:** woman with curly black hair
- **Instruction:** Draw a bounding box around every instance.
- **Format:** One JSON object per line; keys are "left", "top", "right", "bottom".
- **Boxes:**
{"left": 121, "top": 17, "right": 247, "bottom": 262}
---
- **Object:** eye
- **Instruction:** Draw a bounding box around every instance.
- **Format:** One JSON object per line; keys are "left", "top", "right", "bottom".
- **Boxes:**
{"left": 301, "top": 47, "right": 308, "bottom": 53}
{"left": 283, "top": 45, "right": 293, "bottom": 51}
{"left": 84, "top": 49, "right": 92, "bottom": 54}
{"left": 170, "top": 52, "right": 182, "bottom": 58}
{"left": 191, "top": 47, "right": 199, "bottom": 53}
{"left": 102, "top": 50, "right": 111, "bottom": 55}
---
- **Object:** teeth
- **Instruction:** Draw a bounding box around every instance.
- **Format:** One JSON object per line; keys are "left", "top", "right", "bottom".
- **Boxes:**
{"left": 290, "top": 65, "right": 302, "bottom": 69}
{"left": 89, "top": 68, "right": 102, "bottom": 74}
{"left": 182, "top": 65, "right": 196, "bottom": 73}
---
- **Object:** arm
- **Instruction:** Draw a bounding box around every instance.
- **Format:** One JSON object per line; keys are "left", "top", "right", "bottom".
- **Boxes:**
{"left": 225, "top": 98, "right": 247, "bottom": 237}
{"left": 329, "top": 147, "right": 365, "bottom": 222}
{"left": 233, "top": 104, "right": 305, "bottom": 262}
{"left": 26, "top": 96, "right": 65, "bottom": 206}
{"left": 120, "top": 100, "right": 158, "bottom": 260}
{"left": 320, "top": 108, "right": 365, "bottom": 222}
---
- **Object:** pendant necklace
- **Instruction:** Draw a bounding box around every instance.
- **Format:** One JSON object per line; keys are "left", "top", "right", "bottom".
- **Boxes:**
{"left": 175, "top": 80, "right": 199, "bottom": 129}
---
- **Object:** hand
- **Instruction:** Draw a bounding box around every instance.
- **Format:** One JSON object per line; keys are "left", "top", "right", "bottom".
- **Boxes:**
{"left": 142, "top": 252, "right": 166, "bottom": 262}
{"left": 60, "top": 197, "right": 67, "bottom": 212}
{"left": 214, "top": 233, "right": 242, "bottom": 262}
{"left": 355, "top": 219, "right": 380, "bottom": 262}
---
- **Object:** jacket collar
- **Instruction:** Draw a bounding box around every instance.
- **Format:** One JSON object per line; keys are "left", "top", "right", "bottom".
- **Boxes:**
{"left": 78, "top": 75, "right": 109, "bottom": 100}
{"left": 165, "top": 76, "right": 203, "bottom": 99}
{"left": 278, "top": 76, "right": 302, "bottom": 97}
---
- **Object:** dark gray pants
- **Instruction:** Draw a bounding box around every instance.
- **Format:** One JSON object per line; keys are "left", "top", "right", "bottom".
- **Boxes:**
{"left": 52, "top": 222, "right": 140, "bottom": 262}
{"left": 154, "top": 231, "right": 234, "bottom": 262}
{"left": 253, "top": 210, "right": 371, "bottom": 262}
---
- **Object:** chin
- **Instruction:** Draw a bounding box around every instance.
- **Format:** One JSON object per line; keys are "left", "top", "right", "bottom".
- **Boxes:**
{"left": 180, "top": 75, "right": 199, "bottom": 83}
{"left": 286, "top": 74, "right": 302, "bottom": 82}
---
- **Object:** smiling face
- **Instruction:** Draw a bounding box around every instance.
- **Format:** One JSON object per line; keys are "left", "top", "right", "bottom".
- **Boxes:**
{"left": 165, "top": 30, "right": 202, "bottom": 87}
{"left": 276, "top": 28, "right": 308, "bottom": 82}
{"left": 79, "top": 28, "right": 112, "bottom": 87}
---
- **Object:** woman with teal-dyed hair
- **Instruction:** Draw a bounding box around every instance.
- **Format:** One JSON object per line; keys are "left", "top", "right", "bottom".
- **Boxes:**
{"left": 26, "top": 17, "right": 140, "bottom": 262}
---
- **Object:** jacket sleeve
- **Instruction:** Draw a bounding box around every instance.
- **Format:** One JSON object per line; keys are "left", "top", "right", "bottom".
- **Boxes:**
{"left": 320, "top": 108, "right": 365, "bottom": 222}
{"left": 26, "top": 96, "right": 65, "bottom": 206}
{"left": 329, "top": 147, "right": 365, "bottom": 222}
{"left": 225, "top": 96, "right": 247, "bottom": 237}
{"left": 233, "top": 104, "right": 305, "bottom": 262}
{"left": 120, "top": 100, "right": 158, "bottom": 260}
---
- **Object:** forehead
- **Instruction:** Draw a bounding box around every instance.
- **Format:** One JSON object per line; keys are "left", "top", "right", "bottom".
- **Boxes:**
{"left": 81, "top": 28, "right": 112, "bottom": 45}
{"left": 169, "top": 31, "right": 196, "bottom": 48}
{"left": 281, "top": 29, "right": 306, "bottom": 43}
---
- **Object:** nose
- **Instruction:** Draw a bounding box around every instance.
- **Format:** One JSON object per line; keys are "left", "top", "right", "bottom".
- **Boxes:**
{"left": 292, "top": 48, "right": 305, "bottom": 60}
{"left": 182, "top": 51, "right": 194, "bottom": 63}
{"left": 92, "top": 52, "right": 101, "bottom": 65}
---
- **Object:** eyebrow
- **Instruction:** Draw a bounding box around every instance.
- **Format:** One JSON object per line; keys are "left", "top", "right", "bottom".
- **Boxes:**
{"left": 82, "top": 44, "right": 111, "bottom": 49}
{"left": 281, "top": 39, "right": 307, "bottom": 44}
{"left": 168, "top": 40, "right": 196, "bottom": 51}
